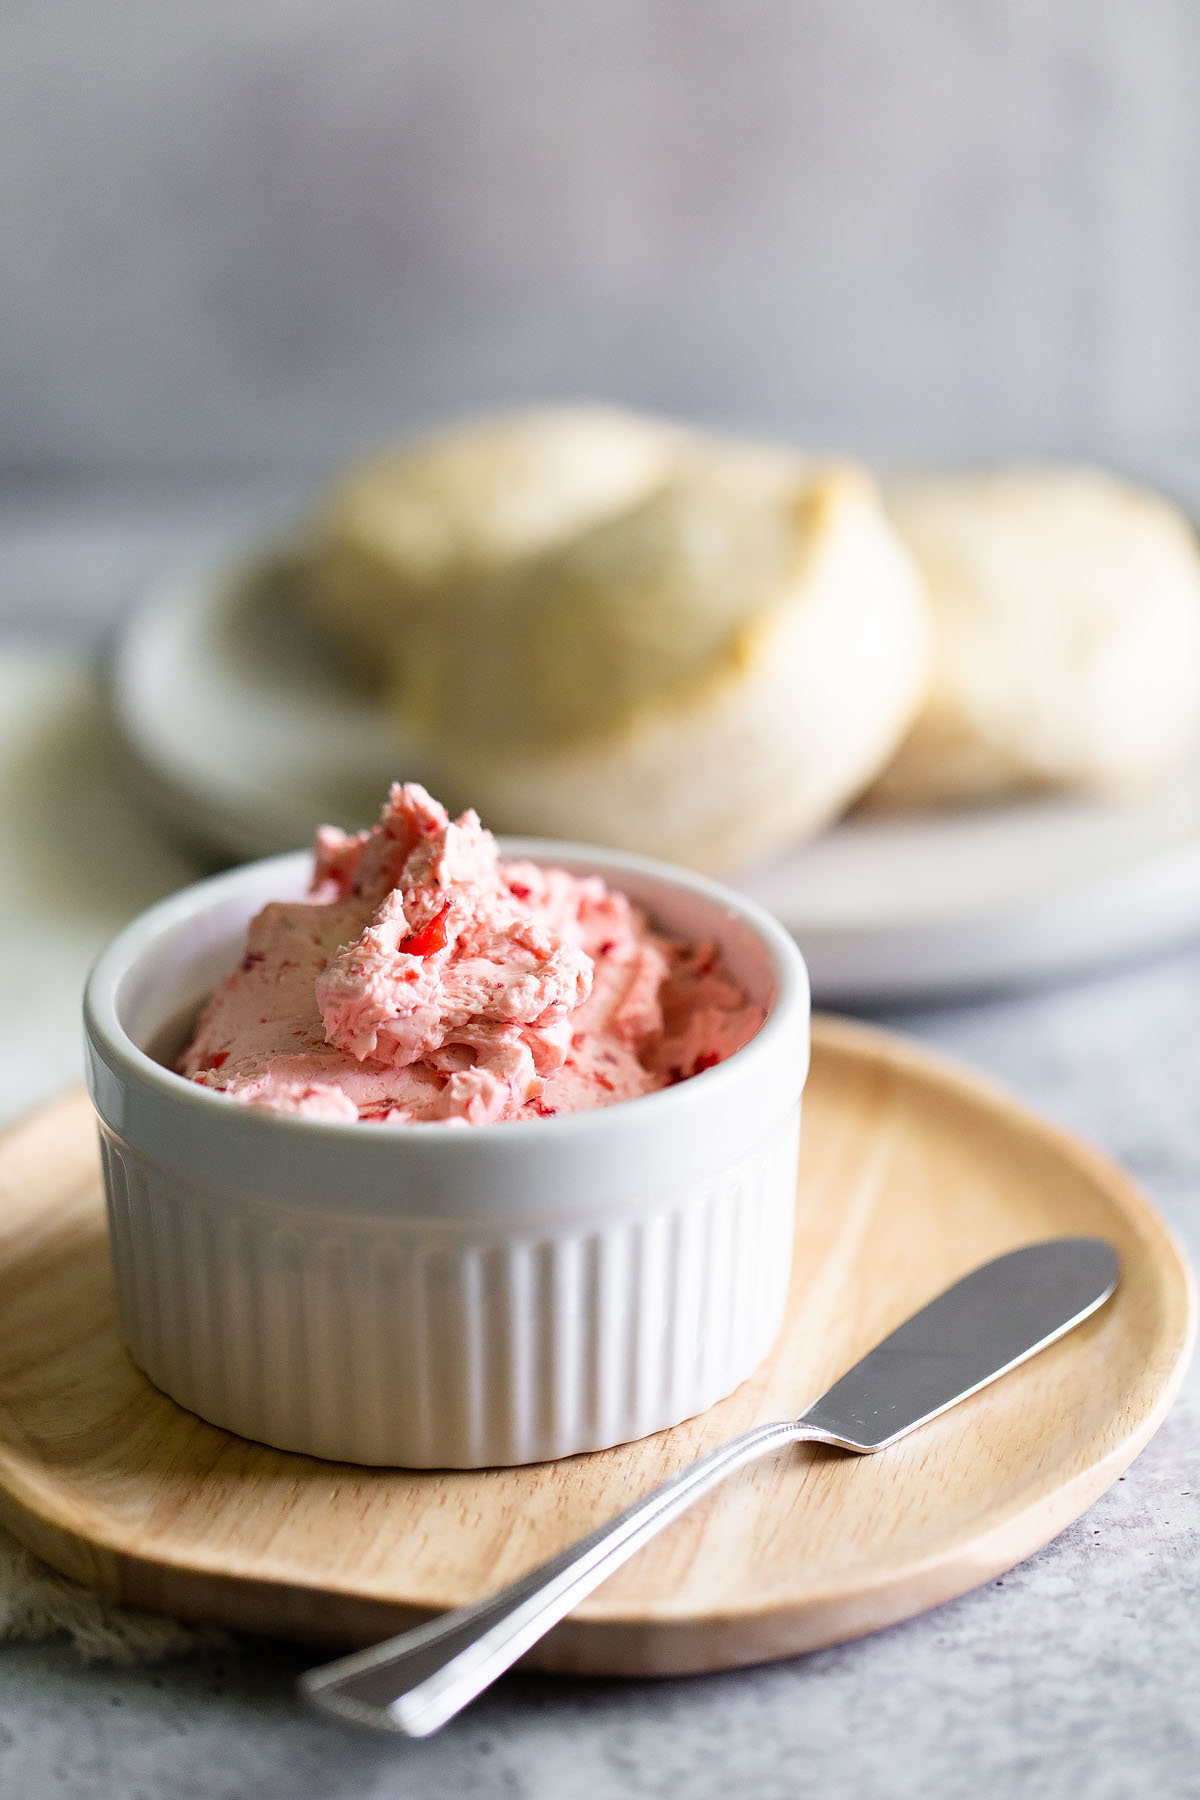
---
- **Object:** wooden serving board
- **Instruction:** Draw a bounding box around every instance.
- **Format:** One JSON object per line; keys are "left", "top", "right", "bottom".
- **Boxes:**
{"left": 0, "top": 1017, "right": 1191, "bottom": 1675}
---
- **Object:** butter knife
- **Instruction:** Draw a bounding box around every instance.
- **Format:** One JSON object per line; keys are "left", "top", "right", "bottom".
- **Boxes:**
{"left": 301, "top": 1235, "right": 1118, "bottom": 1737}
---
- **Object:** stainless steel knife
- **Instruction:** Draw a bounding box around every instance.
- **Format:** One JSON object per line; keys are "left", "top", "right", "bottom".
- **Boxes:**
{"left": 301, "top": 1235, "right": 1119, "bottom": 1737}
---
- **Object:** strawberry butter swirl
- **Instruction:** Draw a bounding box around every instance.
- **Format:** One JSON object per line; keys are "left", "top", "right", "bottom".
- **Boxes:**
{"left": 180, "top": 784, "right": 764, "bottom": 1125}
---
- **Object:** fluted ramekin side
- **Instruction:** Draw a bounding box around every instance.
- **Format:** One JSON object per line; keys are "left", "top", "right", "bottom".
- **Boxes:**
{"left": 99, "top": 1106, "right": 799, "bottom": 1466}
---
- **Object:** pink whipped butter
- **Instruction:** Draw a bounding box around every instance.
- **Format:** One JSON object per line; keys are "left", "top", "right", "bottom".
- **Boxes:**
{"left": 180, "top": 784, "right": 764, "bottom": 1125}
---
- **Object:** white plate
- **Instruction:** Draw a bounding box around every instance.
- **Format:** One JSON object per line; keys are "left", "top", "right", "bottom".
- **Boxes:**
{"left": 106, "top": 558, "right": 1200, "bottom": 1002}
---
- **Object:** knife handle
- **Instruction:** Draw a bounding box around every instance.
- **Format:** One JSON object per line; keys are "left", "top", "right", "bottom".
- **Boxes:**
{"left": 301, "top": 1419, "right": 804, "bottom": 1737}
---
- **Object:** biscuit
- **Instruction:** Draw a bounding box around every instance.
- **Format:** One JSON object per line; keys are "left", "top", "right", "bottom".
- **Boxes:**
{"left": 305, "top": 406, "right": 683, "bottom": 674}
{"left": 405, "top": 456, "right": 931, "bottom": 872}
{"left": 872, "top": 467, "right": 1200, "bottom": 806}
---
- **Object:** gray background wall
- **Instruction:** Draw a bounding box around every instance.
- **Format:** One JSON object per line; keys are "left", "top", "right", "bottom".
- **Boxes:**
{"left": 2, "top": 0, "right": 1198, "bottom": 479}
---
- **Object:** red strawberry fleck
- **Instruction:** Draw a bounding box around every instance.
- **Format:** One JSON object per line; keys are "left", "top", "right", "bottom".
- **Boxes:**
{"left": 692, "top": 1051, "right": 720, "bottom": 1075}
{"left": 508, "top": 881, "right": 531, "bottom": 901}
{"left": 399, "top": 901, "right": 452, "bottom": 957}
{"left": 598, "top": 940, "right": 616, "bottom": 957}
{"left": 208, "top": 1050, "right": 229, "bottom": 1070}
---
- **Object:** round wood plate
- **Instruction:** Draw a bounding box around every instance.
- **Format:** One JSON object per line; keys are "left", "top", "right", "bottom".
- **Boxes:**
{"left": 0, "top": 1017, "right": 1191, "bottom": 1675}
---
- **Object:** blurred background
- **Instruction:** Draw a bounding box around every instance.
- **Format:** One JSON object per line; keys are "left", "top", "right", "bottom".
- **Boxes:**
{"left": 2, "top": 0, "right": 1198, "bottom": 635}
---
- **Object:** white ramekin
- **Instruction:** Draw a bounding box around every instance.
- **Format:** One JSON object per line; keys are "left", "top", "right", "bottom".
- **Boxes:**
{"left": 84, "top": 840, "right": 810, "bottom": 1468}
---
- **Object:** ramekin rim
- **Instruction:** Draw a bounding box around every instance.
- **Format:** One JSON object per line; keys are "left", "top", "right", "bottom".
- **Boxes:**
{"left": 84, "top": 837, "right": 810, "bottom": 1146}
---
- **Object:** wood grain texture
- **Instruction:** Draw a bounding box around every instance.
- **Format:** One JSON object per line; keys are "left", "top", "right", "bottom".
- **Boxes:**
{"left": 0, "top": 1016, "right": 1191, "bottom": 1675}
